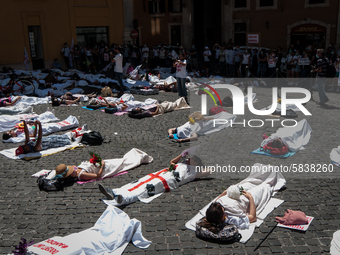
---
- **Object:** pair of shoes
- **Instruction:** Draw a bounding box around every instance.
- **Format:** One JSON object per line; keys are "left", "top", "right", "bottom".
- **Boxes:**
{"left": 98, "top": 184, "right": 123, "bottom": 203}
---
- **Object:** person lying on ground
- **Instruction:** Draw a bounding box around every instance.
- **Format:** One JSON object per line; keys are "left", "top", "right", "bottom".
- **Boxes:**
{"left": 3, "top": 116, "right": 79, "bottom": 143}
{"left": 167, "top": 112, "right": 213, "bottom": 143}
{"left": 204, "top": 170, "right": 285, "bottom": 230}
{"left": 99, "top": 98, "right": 128, "bottom": 111}
{"left": 129, "top": 97, "right": 189, "bottom": 118}
{"left": 98, "top": 152, "right": 211, "bottom": 205}
{"left": 0, "top": 96, "right": 22, "bottom": 107}
{"left": 15, "top": 120, "right": 87, "bottom": 155}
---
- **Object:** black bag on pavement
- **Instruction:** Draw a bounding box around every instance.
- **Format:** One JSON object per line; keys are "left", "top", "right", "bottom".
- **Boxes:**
{"left": 37, "top": 172, "right": 77, "bottom": 192}
{"left": 81, "top": 131, "right": 104, "bottom": 145}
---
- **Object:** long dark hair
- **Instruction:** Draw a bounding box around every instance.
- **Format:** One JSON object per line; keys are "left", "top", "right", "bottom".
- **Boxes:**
{"left": 201, "top": 202, "right": 225, "bottom": 234}
{"left": 51, "top": 97, "right": 60, "bottom": 107}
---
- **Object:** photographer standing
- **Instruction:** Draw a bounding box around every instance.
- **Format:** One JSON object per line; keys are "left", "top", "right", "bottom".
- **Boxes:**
{"left": 174, "top": 53, "right": 188, "bottom": 103}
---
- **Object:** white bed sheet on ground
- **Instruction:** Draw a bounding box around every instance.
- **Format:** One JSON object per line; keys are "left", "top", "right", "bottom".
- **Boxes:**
{"left": 190, "top": 111, "right": 237, "bottom": 136}
{"left": 330, "top": 230, "right": 340, "bottom": 255}
{"left": 330, "top": 146, "right": 340, "bottom": 167}
{"left": 185, "top": 165, "right": 286, "bottom": 243}
{"left": 0, "top": 110, "right": 58, "bottom": 132}
{"left": 3, "top": 115, "right": 79, "bottom": 143}
{"left": 12, "top": 95, "right": 50, "bottom": 106}
{"left": 0, "top": 105, "right": 33, "bottom": 115}
{"left": 261, "top": 119, "right": 312, "bottom": 152}
{"left": 27, "top": 205, "right": 151, "bottom": 255}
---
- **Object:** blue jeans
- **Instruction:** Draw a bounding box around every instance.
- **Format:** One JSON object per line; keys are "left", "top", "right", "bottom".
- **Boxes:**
{"left": 177, "top": 77, "right": 187, "bottom": 97}
{"left": 116, "top": 72, "right": 124, "bottom": 92}
{"left": 316, "top": 78, "right": 329, "bottom": 104}
{"left": 257, "top": 63, "right": 267, "bottom": 77}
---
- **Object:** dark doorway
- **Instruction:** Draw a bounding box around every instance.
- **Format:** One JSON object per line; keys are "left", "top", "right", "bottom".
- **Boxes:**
{"left": 291, "top": 34, "right": 326, "bottom": 51}
{"left": 193, "top": 0, "right": 221, "bottom": 54}
{"left": 170, "top": 25, "right": 181, "bottom": 46}
{"left": 76, "top": 27, "right": 109, "bottom": 47}
{"left": 28, "top": 26, "right": 44, "bottom": 70}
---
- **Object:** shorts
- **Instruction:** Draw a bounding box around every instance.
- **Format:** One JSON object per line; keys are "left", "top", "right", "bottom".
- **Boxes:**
{"left": 0, "top": 97, "right": 11, "bottom": 107}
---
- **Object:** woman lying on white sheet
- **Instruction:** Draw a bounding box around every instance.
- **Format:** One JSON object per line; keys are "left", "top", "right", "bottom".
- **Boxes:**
{"left": 98, "top": 153, "right": 211, "bottom": 205}
{"left": 168, "top": 111, "right": 237, "bottom": 143}
{"left": 205, "top": 170, "right": 286, "bottom": 230}
{"left": 52, "top": 148, "right": 153, "bottom": 181}
{"left": 130, "top": 97, "right": 189, "bottom": 117}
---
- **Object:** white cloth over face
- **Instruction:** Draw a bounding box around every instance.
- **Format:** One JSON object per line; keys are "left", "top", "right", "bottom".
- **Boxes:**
{"left": 78, "top": 148, "right": 153, "bottom": 180}
{"left": 157, "top": 97, "right": 190, "bottom": 115}
{"left": 330, "top": 146, "right": 340, "bottom": 167}
{"left": 0, "top": 111, "right": 59, "bottom": 132}
{"left": 3, "top": 116, "right": 79, "bottom": 143}
{"left": 103, "top": 162, "right": 197, "bottom": 206}
{"left": 190, "top": 111, "right": 237, "bottom": 136}
{"left": 0, "top": 105, "right": 33, "bottom": 115}
{"left": 11, "top": 95, "right": 50, "bottom": 107}
{"left": 261, "top": 119, "right": 312, "bottom": 152}
{"left": 27, "top": 205, "right": 151, "bottom": 255}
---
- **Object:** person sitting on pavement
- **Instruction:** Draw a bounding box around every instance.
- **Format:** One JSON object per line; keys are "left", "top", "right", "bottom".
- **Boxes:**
{"left": 98, "top": 152, "right": 211, "bottom": 205}
{"left": 0, "top": 96, "right": 22, "bottom": 107}
{"left": 15, "top": 120, "right": 87, "bottom": 155}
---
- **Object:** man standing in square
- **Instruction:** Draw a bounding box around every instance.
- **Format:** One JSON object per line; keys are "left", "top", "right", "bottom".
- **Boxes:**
{"left": 112, "top": 47, "right": 124, "bottom": 97}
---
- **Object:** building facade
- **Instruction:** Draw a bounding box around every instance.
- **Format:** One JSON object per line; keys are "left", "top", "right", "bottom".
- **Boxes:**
{"left": 0, "top": 0, "right": 124, "bottom": 70}
{"left": 129, "top": 0, "right": 340, "bottom": 53}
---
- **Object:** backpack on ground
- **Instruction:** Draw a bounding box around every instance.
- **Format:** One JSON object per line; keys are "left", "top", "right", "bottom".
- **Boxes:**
{"left": 37, "top": 172, "right": 76, "bottom": 192}
{"left": 81, "top": 131, "right": 104, "bottom": 145}
{"left": 196, "top": 217, "right": 242, "bottom": 243}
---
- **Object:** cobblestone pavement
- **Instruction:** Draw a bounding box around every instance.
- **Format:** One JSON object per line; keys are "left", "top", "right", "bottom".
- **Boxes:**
{"left": 0, "top": 84, "right": 339, "bottom": 254}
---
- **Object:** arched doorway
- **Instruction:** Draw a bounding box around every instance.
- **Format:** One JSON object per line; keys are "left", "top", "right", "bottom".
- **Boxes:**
{"left": 287, "top": 19, "right": 331, "bottom": 51}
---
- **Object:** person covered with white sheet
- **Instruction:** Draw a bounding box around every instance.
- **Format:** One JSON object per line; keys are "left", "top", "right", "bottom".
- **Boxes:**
{"left": 168, "top": 112, "right": 213, "bottom": 143}
{"left": 98, "top": 152, "right": 211, "bottom": 205}
{"left": 3, "top": 116, "right": 79, "bottom": 143}
{"left": 129, "top": 97, "right": 189, "bottom": 117}
{"left": 15, "top": 120, "right": 87, "bottom": 155}
{"left": 205, "top": 169, "right": 285, "bottom": 230}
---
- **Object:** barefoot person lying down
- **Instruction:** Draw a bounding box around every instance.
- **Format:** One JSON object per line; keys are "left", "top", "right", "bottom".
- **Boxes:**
{"left": 98, "top": 152, "right": 211, "bottom": 205}
{"left": 0, "top": 96, "right": 21, "bottom": 107}
{"left": 129, "top": 97, "right": 189, "bottom": 118}
{"left": 15, "top": 120, "right": 87, "bottom": 155}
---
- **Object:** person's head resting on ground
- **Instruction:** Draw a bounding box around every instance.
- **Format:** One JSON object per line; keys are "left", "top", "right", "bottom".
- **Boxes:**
{"left": 203, "top": 202, "right": 226, "bottom": 233}
{"left": 51, "top": 97, "right": 61, "bottom": 107}
{"left": 188, "top": 111, "right": 212, "bottom": 124}
{"left": 15, "top": 144, "right": 32, "bottom": 155}
{"left": 131, "top": 107, "right": 143, "bottom": 114}
{"left": 271, "top": 138, "right": 283, "bottom": 148}
{"left": 3, "top": 131, "right": 15, "bottom": 140}
{"left": 54, "top": 164, "right": 78, "bottom": 180}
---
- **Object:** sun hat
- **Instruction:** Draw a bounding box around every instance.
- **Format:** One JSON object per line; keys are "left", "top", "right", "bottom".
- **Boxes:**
{"left": 54, "top": 164, "right": 75, "bottom": 179}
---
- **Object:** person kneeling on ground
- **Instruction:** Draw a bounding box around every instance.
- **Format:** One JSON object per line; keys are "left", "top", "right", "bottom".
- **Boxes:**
{"left": 15, "top": 120, "right": 87, "bottom": 155}
{"left": 98, "top": 152, "right": 211, "bottom": 205}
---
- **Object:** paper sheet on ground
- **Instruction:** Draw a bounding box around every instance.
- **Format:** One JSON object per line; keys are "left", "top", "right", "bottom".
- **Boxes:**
{"left": 0, "top": 111, "right": 58, "bottom": 132}
{"left": 27, "top": 205, "right": 151, "bottom": 255}
{"left": 261, "top": 119, "right": 312, "bottom": 152}
{"left": 185, "top": 165, "right": 286, "bottom": 243}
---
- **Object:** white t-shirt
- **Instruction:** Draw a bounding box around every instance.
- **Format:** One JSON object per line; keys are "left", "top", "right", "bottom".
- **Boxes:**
{"left": 61, "top": 47, "right": 70, "bottom": 57}
{"left": 225, "top": 50, "right": 234, "bottom": 64}
{"left": 203, "top": 50, "right": 211, "bottom": 62}
{"left": 114, "top": 53, "right": 123, "bottom": 73}
{"left": 159, "top": 50, "right": 166, "bottom": 59}
{"left": 85, "top": 50, "right": 92, "bottom": 57}
{"left": 176, "top": 60, "right": 187, "bottom": 78}
{"left": 268, "top": 56, "right": 278, "bottom": 68}
{"left": 153, "top": 49, "right": 159, "bottom": 57}
{"left": 142, "top": 47, "right": 149, "bottom": 58}
{"left": 242, "top": 54, "right": 250, "bottom": 65}
{"left": 215, "top": 49, "right": 220, "bottom": 59}
{"left": 176, "top": 122, "right": 191, "bottom": 138}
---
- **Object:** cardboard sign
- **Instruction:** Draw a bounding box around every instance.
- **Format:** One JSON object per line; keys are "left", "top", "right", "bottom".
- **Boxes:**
{"left": 248, "top": 34, "right": 259, "bottom": 44}
{"left": 299, "top": 58, "right": 310, "bottom": 65}
{"left": 277, "top": 216, "right": 314, "bottom": 231}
